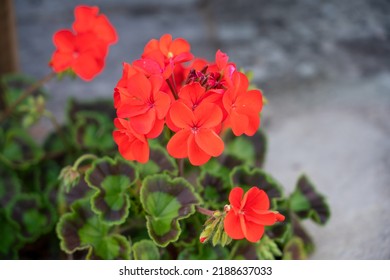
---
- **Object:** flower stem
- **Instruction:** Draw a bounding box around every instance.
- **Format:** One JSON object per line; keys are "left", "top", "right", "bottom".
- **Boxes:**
{"left": 196, "top": 205, "right": 215, "bottom": 216}
{"left": 73, "top": 154, "right": 98, "bottom": 170}
{"left": 0, "top": 71, "right": 56, "bottom": 123}
{"left": 166, "top": 78, "right": 179, "bottom": 100}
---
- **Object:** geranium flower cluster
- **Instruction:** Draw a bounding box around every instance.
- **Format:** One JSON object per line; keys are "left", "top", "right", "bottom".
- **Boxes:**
{"left": 50, "top": 6, "right": 117, "bottom": 81}
{"left": 113, "top": 34, "right": 263, "bottom": 165}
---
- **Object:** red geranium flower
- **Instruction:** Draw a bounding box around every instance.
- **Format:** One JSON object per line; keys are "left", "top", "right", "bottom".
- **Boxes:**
{"left": 50, "top": 5, "right": 117, "bottom": 81}
{"left": 116, "top": 73, "right": 171, "bottom": 135}
{"left": 134, "top": 34, "right": 193, "bottom": 79}
{"left": 113, "top": 118, "right": 149, "bottom": 163}
{"left": 167, "top": 101, "right": 224, "bottom": 166}
{"left": 224, "top": 187, "right": 285, "bottom": 242}
{"left": 223, "top": 71, "right": 263, "bottom": 136}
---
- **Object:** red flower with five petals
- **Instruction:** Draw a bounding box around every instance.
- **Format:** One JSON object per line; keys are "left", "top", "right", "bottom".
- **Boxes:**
{"left": 113, "top": 118, "right": 149, "bottom": 163}
{"left": 50, "top": 5, "right": 117, "bottom": 81}
{"left": 224, "top": 187, "right": 285, "bottom": 242}
{"left": 116, "top": 73, "right": 171, "bottom": 136}
{"left": 167, "top": 101, "right": 224, "bottom": 166}
{"left": 223, "top": 72, "right": 263, "bottom": 136}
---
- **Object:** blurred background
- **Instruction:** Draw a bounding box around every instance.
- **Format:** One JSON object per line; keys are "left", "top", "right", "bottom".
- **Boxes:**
{"left": 3, "top": 0, "right": 390, "bottom": 259}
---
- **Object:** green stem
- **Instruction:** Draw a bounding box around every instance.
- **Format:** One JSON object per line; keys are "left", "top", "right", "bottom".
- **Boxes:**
{"left": 73, "top": 154, "right": 98, "bottom": 170}
{"left": 0, "top": 71, "right": 56, "bottom": 123}
{"left": 196, "top": 205, "right": 215, "bottom": 216}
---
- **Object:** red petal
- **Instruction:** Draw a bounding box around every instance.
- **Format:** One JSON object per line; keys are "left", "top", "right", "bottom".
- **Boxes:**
{"left": 229, "top": 187, "right": 244, "bottom": 210}
{"left": 73, "top": 6, "right": 98, "bottom": 33}
{"left": 169, "top": 101, "right": 194, "bottom": 128}
{"left": 154, "top": 91, "right": 171, "bottom": 119}
{"left": 194, "top": 103, "right": 223, "bottom": 129}
{"left": 187, "top": 134, "right": 211, "bottom": 166}
{"left": 167, "top": 129, "right": 190, "bottom": 158}
{"left": 51, "top": 51, "right": 73, "bottom": 72}
{"left": 131, "top": 138, "right": 150, "bottom": 163}
{"left": 178, "top": 83, "right": 205, "bottom": 109}
{"left": 245, "top": 211, "right": 279, "bottom": 226}
{"left": 72, "top": 53, "right": 103, "bottom": 81}
{"left": 170, "top": 38, "right": 191, "bottom": 55}
{"left": 126, "top": 73, "right": 152, "bottom": 101}
{"left": 223, "top": 211, "right": 244, "bottom": 240}
{"left": 195, "top": 128, "right": 224, "bottom": 157}
{"left": 146, "top": 118, "right": 164, "bottom": 139}
{"left": 159, "top": 34, "right": 172, "bottom": 56}
{"left": 133, "top": 58, "right": 163, "bottom": 76}
{"left": 130, "top": 109, "right": 155, "bottom": 134}
{"left": 53, "top": 30, "right": 75, "bottom": 51}
{"left": 215, "top": 49, "right": 229, "bottom": 70}
{"left": 230, "top": 110, "right": 249, "bottom": 136}
{"left": 242, "top": 187, "right": 270, "bottom": 212}
{"left": 243, "top": 220, "right": 265, "bottom": 243}
{"left": 93, "top": 15, "right": 118, "bottom": 44}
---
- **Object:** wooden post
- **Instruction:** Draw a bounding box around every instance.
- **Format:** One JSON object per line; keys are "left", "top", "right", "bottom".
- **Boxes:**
{"left": 0, "top": 0, "right": 19, "bottom": 110}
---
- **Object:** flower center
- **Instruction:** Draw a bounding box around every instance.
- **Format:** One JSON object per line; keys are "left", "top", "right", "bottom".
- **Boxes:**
{"left": 191, "top": 126, "right": 199, "bottom": 134}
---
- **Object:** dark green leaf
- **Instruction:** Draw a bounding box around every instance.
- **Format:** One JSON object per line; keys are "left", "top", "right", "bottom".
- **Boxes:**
{"left": 67, "top": 99, "right": 115, "bottom": 123}
{"left": 291, "top": 214, "right": 315, "bottom": 254}
{"left": 230, "top": 166, "right": 284, "bottom": 206}
{"left": 0, "top": 129, "right": 44, "bottom": 169}
{"left": 73, "top": 112, "right": 114, "bottom": 151}
{"left": 132, "top": 240, "right": 160, "bottom": 260}
{"left": 85, "top": 157, "right": 138, "bottom": 225}
{"left": 0, "top": 167, "right": 21, "bottom": 208}
{"left": 9, "top": 194, "right": 52, "bottom": 242}
{"left": 137, "top": 144, "right": 178, "bottom": 178}
{"left": 197, "top": 171, "right": 229, "bottom": 208}
{"left": 56, "top": 198, "right": 131, "bottom": 259}
{"left": 141, "top": 174, "right": 200, "bottom": 247}
{"left": 224, "top": 129, "right": 267, "bottom": 168}
{"left": 289, "top": 174, "right": 330, "bottom": 225}
{"left": 0, "top": 210, "right": 20, "bottom": 259}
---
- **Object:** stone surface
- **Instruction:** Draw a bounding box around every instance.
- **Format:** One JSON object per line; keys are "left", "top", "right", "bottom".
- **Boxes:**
{"left": 13, "top": 0, "right": 390, "bottom": 259}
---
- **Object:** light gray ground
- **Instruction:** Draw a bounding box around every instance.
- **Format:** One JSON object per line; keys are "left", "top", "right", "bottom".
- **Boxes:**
{"left": 13, "top": 0, "right": 390, "bottom": 259}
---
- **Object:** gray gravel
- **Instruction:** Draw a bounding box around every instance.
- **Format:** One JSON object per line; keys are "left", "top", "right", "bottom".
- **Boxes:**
{"left": 13, "top": 0, "right": 390, "bottom": 259}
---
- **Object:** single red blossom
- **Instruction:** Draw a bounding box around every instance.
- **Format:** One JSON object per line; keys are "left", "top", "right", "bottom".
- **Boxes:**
{"left": 178, "top": 83, "right": 221, "bottom": 111}
{"left": 224, "top": 187, "right": 285, "bottom": 243}
{"left": 114, "top": 63, "right": 141, "bottom": 108}
{"left": 167, "top": 102, "right": 224, "bottom": 166}
{"left": 51, "top": 31, "right": 108, "bottom": 81}
{"left": 50, "top": 5, "right": 117, "bottom": 81}
{"left": 137, "top": 34, "right": 193, "bottom": 79}
{"left": 116, "top": 73, "right": 171, "bottom": 135}
{"left": 113, "top": 118, "right": 149, "bottom": 163}
{"left": 222, "top": 71, "right": 263, "bottom": 136}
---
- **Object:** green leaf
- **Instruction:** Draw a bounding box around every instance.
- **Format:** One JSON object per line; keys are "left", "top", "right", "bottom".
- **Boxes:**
{"left": 73, "top": 112, "right": 114, "bottom": 151}
{"left": 67, "top": 98, "right": 115, "bottom": 124}
{"left": 0, "top": 210, "right": 20, "bottom": 259}
{"left": 0, "top": 129, "right": 44, "bottom": 169}
{"left": 85, "top": 157, "right": 138, "bottom": 225}
{"left": 56, "top": 198, "right": 131, "bottom": 259}
{"left": 137, "top": 144, "right": 178, "bottom": 178}
{"left": 225, "top": 129, "right": 267, "bottom": 168}
{"left": 9, "top": 194, "right": 52, "bottom": 242}
{"left": 141, "top": 174, "right": 200, "bottom": 247}
{"left": 230, "top": 166, "right": 284, "bottom": 206}
{"left": 197, "top": 171, "right": 229, "bottom": 208}
{"left": 87, "top": 235, "right": 131, "bottom": 260}
{"left": 291, "top": 214, "right": 315, "bottom": 254}
{"left": 282, "top": 237, "right": 307, "bottom": 260}
{"left": 0, "top": 167, "right": 21, "bottom": 209}
{"left": 132, "top": 240, "right": 160, "bottom": 260}
{"left": 289, "top": 174, "right": 330, "bottom": 225}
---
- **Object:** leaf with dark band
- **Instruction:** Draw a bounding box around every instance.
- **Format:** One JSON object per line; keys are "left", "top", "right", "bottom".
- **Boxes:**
{"left": 141, "top": 174, "right": 200, "bottom": 247}
{"left": 85, "top": 157, "right": 138, "bottom": 225}
{"left": 9, "top": 194, "right": 52, "bottom": 242}
{"left": 230, "top": 166, "right": 284, "bottom": 206}
{"left": 282, "top": 237, "right": 307, "bottom": 260}
{"left": 289, "top": 174, "right": 330, "bottom": 225}
{"left": 137, "top": 144, "right": 178, "bottom": 178}
{"left": 56, "top": 198, "right": 130, "bottom": 259}
{"left": 0, "top": 167, "right": 21, "bottom": 209}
